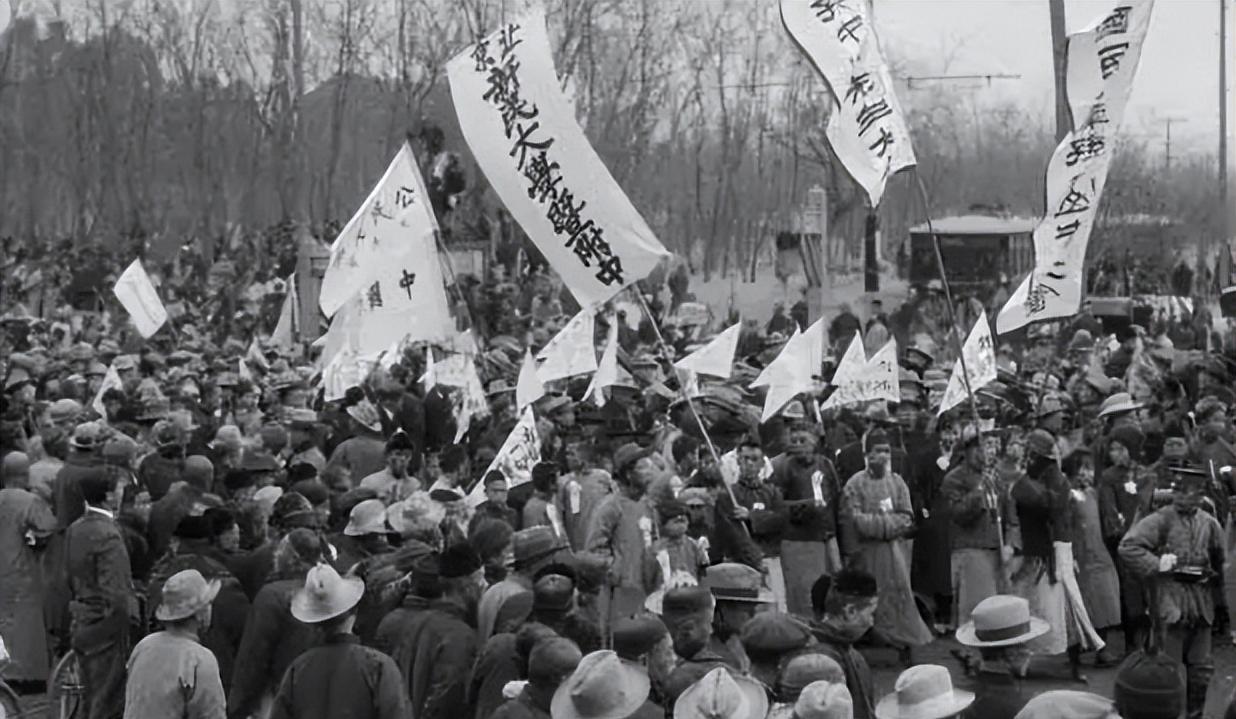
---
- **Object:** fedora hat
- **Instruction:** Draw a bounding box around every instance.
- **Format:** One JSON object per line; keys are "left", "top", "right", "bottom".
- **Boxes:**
{"left": 551, "top": 650, "right": 650, "bottom": 719}
{"left": 155, "top": 569, "right": 221, "bottom": 622}
{"left": 875, "top": 664, "right": 974, "bottom": 719}
{"left": 792, "top": 680, "right": 853, "bottom": 719}
{"left": 956, "top": 595, "right": 1050, "bottom": 648}
{"left": 1097, "top": 392, "right": 1143, "bottom": 418}
{"left": 673, "top": 666, "right": 768, "bottom": 719}
{"left": 344, "top": 499, "right": 388, "bottom": 537}
{"left": 291, "top": 563, "right": 365, "bottom": 624}
{"left": 512, "top": 526, "right": 564, "bottom": 568}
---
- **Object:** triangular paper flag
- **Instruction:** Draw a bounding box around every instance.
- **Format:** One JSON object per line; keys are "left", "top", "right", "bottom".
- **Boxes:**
{"left": 585, "top": 316, "right": 620, "bottom": 407}
{"left": 864, "top": 339, "right": 900, "bottom": 404}
{"left": 938, "top": 311, "right": 998, "bottom": 415}
{"left": 830, "top": 331, "right": 866, "bottom": 387}
{"left": 238, "top": 359, "right": 253, "bottom": 383}
{"left": 453, "top": 356, "right": 490, "bottom": 443}
{"left": 320, "top": 143, "right": 440, "bottom": 317}
{"left": 91, "top": 365, "right": 123, "bottom": 418}
{"left": 675, "top": 322, "right": 741, "bottom": 379}
{"left": 517, "top": 349, "right": 546, "bottom": 411}
{"left": 113, "top": 259, "right": 168, "bottom": 338}
{"left": 751, "top": 324, "right": 802, "bottom": 389}
{"left": 536, "top": 309, "right": 598, "bottom": 383}
{"left": 757, "top": 319, "right": 826, "bottom": 422}
{"left": 467, "top": 407, "right": 541, "bottom": 507}
{"left": 270, "top": 273, "right": 299, "bottom": 349}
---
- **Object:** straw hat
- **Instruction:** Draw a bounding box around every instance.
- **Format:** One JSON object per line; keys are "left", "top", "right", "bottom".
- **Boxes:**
{"left": 955, "top": 595, "right": 1050, "bottom": 648}
{"left": 344, "top": 499, "right": 389, "bottom": 537}
{"left": 792, "top": 680, "right": 853, "bottom": 719}
{"left": 155, "top": 569, "right": 221, "bottom": 622}
{"left": 673, "top": 666, "right": 768, "bottom": 719}
{"left": 551, "top": 650, "right": 651, "bottom": 719}
{"left": 291, "top": 563, "right": 365, "bottom": 624}
{"left": 1097, "top": 392, "right": 1143, "bottom": 418}
{"left": 875, "top": 664, "right": 974, "bottom": 719}
{"left": 703, "top": 562, "right": 775, "bottom": 604}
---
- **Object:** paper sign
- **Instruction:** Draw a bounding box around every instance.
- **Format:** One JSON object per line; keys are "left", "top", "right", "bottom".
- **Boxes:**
{"left": 468, "top": 407, "right": 541, "bottom": 507}
{"left": 536, "top": 309, "right": 598, "bottom": 383}
{"left": 113, "top": 259, "right": 168, "bottom": 338}
{"left": 938, "top": 311, "right": 998, "bottom": 415}
{"left": 675, "top": 322, "right": 742, "bottom": 379}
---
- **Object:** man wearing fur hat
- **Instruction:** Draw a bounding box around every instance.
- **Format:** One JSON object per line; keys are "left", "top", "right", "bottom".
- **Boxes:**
{"left": 272, "top": 563, "right": 409, "bottom": 719}
{"left": 1120, "top": 467, "right": 1226, "bottom": 718}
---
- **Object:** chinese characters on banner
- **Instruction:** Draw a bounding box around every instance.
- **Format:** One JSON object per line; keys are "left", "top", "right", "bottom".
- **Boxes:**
{"left": 468, "top": 407, "right": 541, "bottom": 507}
{"left": 447, "top": 13, "right": 670, "bottom": 309}
{"left": 780, "top": 0, "right": 916, "bottom": 206}
{"left": 113, "top": 259, "right": 168, "bottom": 338}
{"left": 996, "top": 1, "right": 1154, "bottom": 334}
{"left": 319, "top": 143, "right": 440, "bottom": 318}
{"left": 938, "top": 311, "right": 998, "bottom": 415}
{"left": 822, "top": 337, "right": 898, "bottom": 408}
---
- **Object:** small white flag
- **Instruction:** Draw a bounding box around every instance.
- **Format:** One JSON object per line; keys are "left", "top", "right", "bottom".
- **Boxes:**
{"left": 757, "top": 319, "right": 826, "bottom": 422}
{"left": 113, "top": 259, "right": 168, "bottom": 338}
{"left": 421, "top": 347, "right": 437, "bottom": 392}
{"left": 536, "top": 309, "right": 598, "bottom": 383}
{"left": 517, "top": 349, "right": 546, "bottom": 411}
{"left": 751, "top": 325, "right": 802, "bottom": 389}
{"left": 91, "top": 365, "right": 123, "bottom": 418}
{"left": 938, "top": 311, "right": 998, "bottom": 415}
{"left": 270, "top": 273, "right": 299, "bottom": 349}
{"left": 585, "top": 316, "right": 620, "bottom": 407}
{"left": 453, "top": 356, "right": 490, "bottom": 443}
{"left": 864, "top": 339, "right": 900, "bottom": 405}
{"left": 238, "top": 359, "right": 253, "bottom": 383}
{"left": 674, "top": 322, "right": 742, "bottom": 379}
{"left": 467, "top": 407, "right": 541, "bottom": 507}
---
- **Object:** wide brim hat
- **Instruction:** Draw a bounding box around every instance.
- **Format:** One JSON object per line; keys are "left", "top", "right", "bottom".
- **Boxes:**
{"left": 874, "top": 665, "right": 974, "bottom": 719}
{"left": 343, "top": 499, "right": 389, "bottom": 536}
{"left": 1097, "top": 392, "right": 1143, "bottom": 418}
{"left": 551, "top": 650, "right": 651, "bottom": 719}
{"left": 955, "top": 595, "right": 1050, "bottom": 648}
{"left": 290, "top": 563, "right": 365, "bottom": 623}
{"left": 673, "top": 666, "right": 769, "bottom": 719}
{"left": 703, "top": 562, "right": 776, "bottom": 604}
{"left": 155, "top": 570, "right": 222, "bottom": 622}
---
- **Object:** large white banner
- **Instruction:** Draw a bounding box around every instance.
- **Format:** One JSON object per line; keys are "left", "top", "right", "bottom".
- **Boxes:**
{"left": 341, "top": 235, "right": 455, "bottom": 357}
{"left": 113, "top": 259, "right": 168, "bottom": 338}
{"left": 997, "top": 1, "right": 1154, "bottom": 333}
{"left": 448, "top": 13, "right": 669, "bottom": 309}
{"left": 781, "top": 0, "right": 916, "bottom": 206}
{"left": 938, "top": 311, "right": 998, "bottom": 415}
{"left": 320, "top": 143, "right": 440, "bottom": 318}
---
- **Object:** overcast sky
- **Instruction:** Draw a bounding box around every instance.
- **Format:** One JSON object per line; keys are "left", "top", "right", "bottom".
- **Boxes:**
{"left": 877, "top": 0, "right": 1231, "bottom": 160}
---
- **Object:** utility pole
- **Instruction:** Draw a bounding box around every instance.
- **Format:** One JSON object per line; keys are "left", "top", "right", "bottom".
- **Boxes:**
{"left": 1161, "top": 117, "right": 1189, "bottom": 172}
{"left": 1221, "top": 0, "right": 1230, "bottom": 279}
{"left": 1049, "top": 0, "right": 1071, "bottom": 142}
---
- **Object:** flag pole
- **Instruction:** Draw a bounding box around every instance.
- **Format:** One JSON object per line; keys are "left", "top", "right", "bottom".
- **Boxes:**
{"left": 632, "top": 290, "right": 745, "bottom": 513}
{"left": 911, "top": 170, "right": 983, "bottom": 429}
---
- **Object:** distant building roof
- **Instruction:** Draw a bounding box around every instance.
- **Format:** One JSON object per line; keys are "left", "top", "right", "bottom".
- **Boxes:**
{"left": 909, "top": 215, "right": 1038, "bottom": 235}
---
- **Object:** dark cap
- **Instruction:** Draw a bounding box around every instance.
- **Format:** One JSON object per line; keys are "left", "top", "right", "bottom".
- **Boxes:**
{"left": 203, "top": 507, "right": 237, "bottom": 537}
{"left": 831, "top": 568, "right": 878, "bottom": 599}
{"left": 439, "top": 544, "right": 482, "bottom": 579}
{"left": 289, "top": 479, "right": 329, "bottom": 506}
{"left": 385, "top": 430, "right": 416, "bottom": 454}
{"left": 527, "top": 637, "right": 583, "bottom": 688}
{"left": 533, "top": 574, "right": 576, "bottom": 615}
{"left": 660, "top": 586, "right": 715, "bottom": 619}
{"left": 223, "top": 469, "right": 255, "bottom": 492}
{"left": 173, "top": 514, "right": 213, "bottom": 540}
{"left": 659, "top": 499, "right": 688, "bottom": 522}
{"left": 613, "top": 442, "right": 653, "bottom": 476}
{"left": 739, "top": 611, "right": 813, "bottom": 659}
{"left": 612, "top": 613, "right": 669, "bottom": 661}
{"left": 1113, "top": 650, "right": 1185, "bottom": 718}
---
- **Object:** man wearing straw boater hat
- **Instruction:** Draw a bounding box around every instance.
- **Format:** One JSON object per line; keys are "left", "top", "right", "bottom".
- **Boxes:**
{"left": 123, "top": 569, "right": 225, "bottom": 719}
{"left": 271, "top": 562, "right": 410, "bottom": 719}
{"left": 954, "top": 594, "right": 1052, "bottom": 718}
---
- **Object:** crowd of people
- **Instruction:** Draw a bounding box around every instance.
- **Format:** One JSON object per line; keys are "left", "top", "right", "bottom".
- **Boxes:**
{"left": 1, "top": 255, "right": 1235, "bottom": 719}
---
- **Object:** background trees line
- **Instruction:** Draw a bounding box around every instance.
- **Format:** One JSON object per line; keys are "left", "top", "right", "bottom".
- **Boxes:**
{"left": 0, "top": 0, "right": 1223, "bottom": 284}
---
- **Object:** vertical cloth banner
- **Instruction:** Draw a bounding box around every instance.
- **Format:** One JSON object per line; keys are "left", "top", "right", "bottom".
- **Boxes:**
{"left": 780, "top": 0, "right": 916, "bottom": 206}
{"left": 447, "top": 13, "right": 670, "bottom": 309}
{"left": 113, "top": 259, "right": 168, "bottom": 338}
{"left": 319, "top": 143, "right": 441, "bottom": 318}
{"left": 468, "top": 407, "right": 541, "bottom": 507}
{"left": 938, "top": 310, "right": 998, "bottom": 415}
{"left": 674, "top": 322, "right": 743, "bottom": 379}
{"left": 997, "top": 0, "right": 1154, "bottom": 333}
